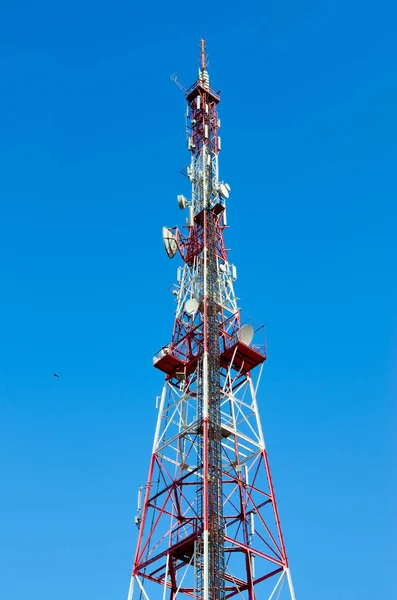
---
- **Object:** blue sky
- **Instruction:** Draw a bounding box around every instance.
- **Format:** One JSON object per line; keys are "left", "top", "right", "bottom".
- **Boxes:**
{"left": 0, "top": 1, "right": 396, "bottom": 598}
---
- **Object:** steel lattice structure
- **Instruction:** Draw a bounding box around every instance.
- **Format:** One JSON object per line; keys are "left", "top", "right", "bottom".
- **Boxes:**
{"left": 127, "top": 40, "right": 297, "bottom": 600}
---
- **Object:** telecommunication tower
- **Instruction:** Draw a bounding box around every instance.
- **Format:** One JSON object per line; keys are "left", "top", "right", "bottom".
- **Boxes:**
{"left": 127, "top": 40, "right": 296, "bottom": 600}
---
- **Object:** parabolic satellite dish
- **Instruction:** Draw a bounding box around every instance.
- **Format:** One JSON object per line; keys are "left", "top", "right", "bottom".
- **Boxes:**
{"left": 162, "top": 227, "right": 178, "bottom": 259}
{"left": 218, "top": 183, "right": 229, "bottom": 199}
{"left": 177, "top": 194, "right": 187, "bottom": 210}
{"left": 185, "top": 298, "right": 199, "bottom": 315}
{"left": 238, "top": 324, "right": 254, "bottom": 346}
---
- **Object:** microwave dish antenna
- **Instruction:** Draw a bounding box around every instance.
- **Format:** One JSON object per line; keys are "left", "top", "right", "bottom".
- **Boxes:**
{"left": 162, "top": 227, "right": 178, "bottom": 259}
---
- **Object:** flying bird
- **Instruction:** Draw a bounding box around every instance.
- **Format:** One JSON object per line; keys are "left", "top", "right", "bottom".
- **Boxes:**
{"left": 53, "top": 373, "right": 59, "bottom": 378}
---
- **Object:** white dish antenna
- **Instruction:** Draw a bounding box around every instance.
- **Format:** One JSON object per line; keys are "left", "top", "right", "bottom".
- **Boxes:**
{"left": 225, "top": 183, "right": 231, "bottom": 192}
{"left": 218, "top": 183, "right": 229, "bottom": 199}
{"left": 177, "top": 194, "right": 187, "bottom": 210}
{"left": 185, "top": 298, "right": 199, "bottom": 315}
{"left": 162, "top": 227, "right": 178, "bottom": 259}
{"left": 239, "top": 324, "right": 254, "bottom": 346}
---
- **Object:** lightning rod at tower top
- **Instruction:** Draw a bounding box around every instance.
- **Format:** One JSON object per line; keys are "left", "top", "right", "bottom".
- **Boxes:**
{"left": 127, "top": 39, "right": 297, "bottom": 600}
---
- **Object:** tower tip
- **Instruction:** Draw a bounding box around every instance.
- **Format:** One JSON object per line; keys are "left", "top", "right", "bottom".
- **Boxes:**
{"left": 200, "top": 38, "right": 207, "bottom": 71}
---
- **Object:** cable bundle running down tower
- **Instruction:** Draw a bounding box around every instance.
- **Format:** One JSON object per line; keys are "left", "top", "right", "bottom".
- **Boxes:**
{"left": 128, "top": 41, "right": 297, "bottom": 600}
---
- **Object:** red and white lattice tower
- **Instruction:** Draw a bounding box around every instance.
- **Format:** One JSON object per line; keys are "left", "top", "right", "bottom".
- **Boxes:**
{"left": 127, "top": 40, "right": 297, "bottom": 600}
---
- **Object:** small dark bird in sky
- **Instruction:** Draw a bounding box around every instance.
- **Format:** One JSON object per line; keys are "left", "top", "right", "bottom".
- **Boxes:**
{"left": 53, "top": 373, "right": 59, "bottom": 378}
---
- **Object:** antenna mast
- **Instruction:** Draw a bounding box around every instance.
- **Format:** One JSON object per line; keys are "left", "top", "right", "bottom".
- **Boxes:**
{"left": 200, "top": 38, "right": 208, "bottom": 70}
{"left": 127, "top": 42, "right": 297, "bottom": 600}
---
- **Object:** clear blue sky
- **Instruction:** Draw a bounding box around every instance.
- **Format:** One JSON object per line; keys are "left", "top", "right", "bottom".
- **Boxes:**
{"left": 0, "top": 1, "right": 396, "bottom": 598}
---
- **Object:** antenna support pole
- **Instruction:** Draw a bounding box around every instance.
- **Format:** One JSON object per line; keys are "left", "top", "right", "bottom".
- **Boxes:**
{"left": 200, "top": 38, "right": 207, "bottom": 71}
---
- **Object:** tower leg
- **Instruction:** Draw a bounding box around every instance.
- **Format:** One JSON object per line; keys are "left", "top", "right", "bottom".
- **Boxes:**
{"left": 285, "top": 568, "right": 296, "bottom": 600}
{"left": 127, "top": 575, "right": 134, "bottom": 600}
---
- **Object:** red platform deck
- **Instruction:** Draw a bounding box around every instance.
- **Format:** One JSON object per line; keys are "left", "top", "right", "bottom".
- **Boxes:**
{"left": 194, "top": 203, "right": 225, "bottom": 226}
{"left": 153, "top": 348, "right": 198, "bottom": 380}
{"left": 186, "top": 82, "right": 220, "bottom": 104}
{"left": 153, "top": 350, "right": 184, "bottom": 376}
{"left": 220, "top": 341, "right": 266, "bottom": 374}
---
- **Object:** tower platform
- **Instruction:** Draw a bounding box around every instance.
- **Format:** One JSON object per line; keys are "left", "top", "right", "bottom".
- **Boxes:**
{"left": 220, "top": 340, "right": 266, "bottom": 374}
